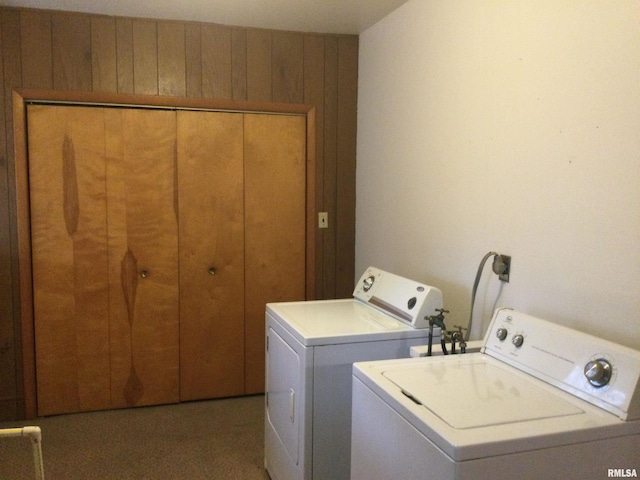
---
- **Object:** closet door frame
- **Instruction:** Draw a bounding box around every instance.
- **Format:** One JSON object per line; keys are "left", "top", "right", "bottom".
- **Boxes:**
{"left": 13, "top": 88, "right": 317, "bottom": 419}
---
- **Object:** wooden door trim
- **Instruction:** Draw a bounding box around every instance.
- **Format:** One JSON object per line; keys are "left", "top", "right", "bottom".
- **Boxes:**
{"left": 13, "top": 88, "right": 317, "bottom": 419}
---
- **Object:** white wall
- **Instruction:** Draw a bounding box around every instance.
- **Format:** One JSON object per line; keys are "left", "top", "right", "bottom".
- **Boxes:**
{"left": 356, "top": 0, "right": 640, "bottom": 348}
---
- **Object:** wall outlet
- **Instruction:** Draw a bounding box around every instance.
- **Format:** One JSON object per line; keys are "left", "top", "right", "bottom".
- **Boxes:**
{"left": 318, "top": 212, "right": 328, "bottom": 229}
{"left": 493, "top": 254, "right": 511, "bottom": 282}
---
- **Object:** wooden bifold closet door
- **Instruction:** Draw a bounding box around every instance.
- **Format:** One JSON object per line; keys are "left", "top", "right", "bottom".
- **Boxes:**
{"left": 28, "top": 105, "right": 179, "bottom": 416}
{"left": 27, "top": 104, "right": 306, "bottom": 415}
{"left": 177, "top": 111, "right": 246, "bottom": 401}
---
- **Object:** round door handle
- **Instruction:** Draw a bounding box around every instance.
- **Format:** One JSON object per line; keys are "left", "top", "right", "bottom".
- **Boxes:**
{"left": 140, "top": 270, "right": 149, "bottom": 279}
{"left": 208, "top": 267, "right": 217, "bottom": 276}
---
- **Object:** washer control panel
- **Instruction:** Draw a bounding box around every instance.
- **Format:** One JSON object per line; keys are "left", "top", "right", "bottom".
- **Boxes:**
{"left": 483, "top": 308, "right": 640, "bottom": 420}
{"left": 353, "top": 267, "right": 443, "bottom": 329}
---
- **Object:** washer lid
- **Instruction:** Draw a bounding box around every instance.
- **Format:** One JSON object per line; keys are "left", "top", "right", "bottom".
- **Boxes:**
{"left": 383, "top": 359, "right": 583, "bottom": 429}
{"left": 353, "top": 354, "right": 639, "bottom": 461}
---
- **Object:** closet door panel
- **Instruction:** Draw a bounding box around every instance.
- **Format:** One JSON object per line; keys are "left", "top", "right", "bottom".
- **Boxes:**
{"left": 107, "top": 108, "right": 180, "bottom": 408}
{"left": 244, "top": 113, "right": 307, "bottom": 394}
{"left": 177, "top": 111, "right": 245, "bottom": 401}
{"left": 28, "top": 105, "right": 111, "bottom": 416}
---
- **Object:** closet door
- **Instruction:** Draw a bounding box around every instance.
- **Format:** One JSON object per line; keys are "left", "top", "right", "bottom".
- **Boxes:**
{"left": 29, "top": 106, "right": 180, "bottom": 414}
{"left": 28, "top": 105, "right": 111, "bottom": 416}
{"left": 107, "top": 109, "right": 180, "bottom": 408}
{"left": 177, "top": 111, "right": 246, "bottom": 401}
{"left": 244, "top": 113, "right": 307, "bottom": 394}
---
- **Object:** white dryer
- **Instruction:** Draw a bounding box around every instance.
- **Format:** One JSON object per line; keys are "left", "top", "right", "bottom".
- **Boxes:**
{"left": 264, "top": 267, "right": 443, "bottom": 480}
{"left": 351, "top": 308, "right": 640, "bottom": 480}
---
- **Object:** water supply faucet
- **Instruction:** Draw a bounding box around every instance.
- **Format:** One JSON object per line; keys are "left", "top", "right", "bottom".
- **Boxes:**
{"left": 424, "top": 308, "right": 449, "bottom": 356}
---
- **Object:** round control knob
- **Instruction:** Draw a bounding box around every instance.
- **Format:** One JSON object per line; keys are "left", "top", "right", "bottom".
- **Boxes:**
{"left": 496, "top": 328, "right": 508, "bottom": 341}
{"left": 584, "top": 359, "right": 612, "bottom": 388}
{"left": 512, "top": 334, "right": 524, "bottom": 348}
{"left": 362, "top": 275, "right": 375, "bottom": 292}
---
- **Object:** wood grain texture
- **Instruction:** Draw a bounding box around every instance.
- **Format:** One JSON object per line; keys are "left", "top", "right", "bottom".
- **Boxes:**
{"left": 246, "top": 29, "right": 272, "bottom": 102}
{"left": 20, "top": 10, "right": 52, "bottom": 89}
{"left": 304, "top": 35, "right": 326, "bottom": 299}
{"left": 132, "top": 19, "right": 158, "bottom": 95}
{"left": 62, "top": 135, "right": 79, "bottom": 235}
{"left": 185, "top": 23, "right": 202, "bottom": 98}
{"left": 335, "top": 36, "right": 358, "bottom": 297}
{"left": 231, "top": 29, "right": 247, "bottom": 101}
{"left": 116, "top": 18, "right": 134, "bottom": 94}
{"left": 106, "top": 108, "right": 179, "bottom": 408}
{"left": 28, "top": 105, "right": 111, "bottom": 416}
{"left": 322, "top": 37, "right": 338, "bottom": 298}
{"left": 177, "top": 111, "right": 245, "bottom": 401}
{"left": 119, "top": 248, "right": 143, "bottom": 406}
{"left": 272, "top": 31, "right": 304, "bottom": 103}
{"left": 202, "top": 24, "right": 232, "bottom": 99}
{"left": 0, "top": 11, "right": 16, "bottom": 422}
{"left": 244, "top": 113, "right": 307, "bottom": 393}
{"left": 158, "top": 21, "right": 186, "bottom": 97}
{"left": 91, "top": 16, "right": 118, "bottom": 93}
{"left": 52, "top": 11, "right": 92, "bottom": 91}
{"left": 2, "top": 5, "right": 358, "bottom": 420}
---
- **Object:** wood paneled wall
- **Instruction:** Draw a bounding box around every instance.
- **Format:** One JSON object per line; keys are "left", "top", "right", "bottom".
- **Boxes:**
{"left": 0, "top": 7, "right": 357, "bottom": 421}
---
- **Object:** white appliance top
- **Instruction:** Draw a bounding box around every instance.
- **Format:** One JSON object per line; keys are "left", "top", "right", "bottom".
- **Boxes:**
{"left": 267, "top": 299, "right": 430, "bottom": 346}
{"left": 352, "top": 308, "right": 640, "bottom": 460}
{"left": 266, "top": 266, "right": 444, "bottom": 346}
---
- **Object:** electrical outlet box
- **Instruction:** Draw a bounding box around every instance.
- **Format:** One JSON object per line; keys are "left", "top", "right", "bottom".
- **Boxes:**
{"left": 318, "top": 212, "right": 328, "bottom": 229}
{"left": 498, "top": 255, "right": 511, "bottom": 282}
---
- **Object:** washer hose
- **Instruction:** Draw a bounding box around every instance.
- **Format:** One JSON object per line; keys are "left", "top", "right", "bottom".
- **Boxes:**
{"left": 466, "top": 251, "right": 498, "bottom": 341}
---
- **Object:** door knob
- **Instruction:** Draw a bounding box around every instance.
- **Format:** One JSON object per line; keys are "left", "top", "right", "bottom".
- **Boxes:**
{"left": 140, "top": 270, "right": 149, "bottom": 278}
{"left": 208, "top": 267, "right": 217, "bottom": 276}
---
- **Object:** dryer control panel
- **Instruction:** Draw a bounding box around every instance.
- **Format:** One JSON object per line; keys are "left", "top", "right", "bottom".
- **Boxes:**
{"left": 483, "top": 308, "right": 640, "bottom": 420}
{"left": 353, "top": 267, "right": 443, "bottom": 329}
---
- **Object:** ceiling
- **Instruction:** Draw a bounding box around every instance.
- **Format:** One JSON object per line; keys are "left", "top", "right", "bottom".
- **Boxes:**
{"left": 1, "top": 0, "right": 410, "bottom": 34}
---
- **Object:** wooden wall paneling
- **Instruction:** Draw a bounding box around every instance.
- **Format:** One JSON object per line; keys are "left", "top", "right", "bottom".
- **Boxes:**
{"left": 28, "top": 105, "right": 111, "bottom": 415}
{"left": 201, "top": 24, "right": 232, "bottom": 100}
{"left": 132, "top": 19, "right": 158, "bottom": 95}
{"left": 231, "top": 28, "right": 247, "bottom": 101}
{"left": 2, "top": 9, "right": 23, "bottom": 421}
{"left": 1, "top": 4, "right": 359, "bottom": 420}
{"left": 0, "top": 10, "right": 15, "bottom": 421}
{"left": 303, "top": 34, "right": 326, "bottom": 300}
{"left": 115, "top": 18, "right": 134, "bottom": 94}
{"left": 305, "top": 108, "right": 317, "bottom": 300}
{"left": 335, "top": 37, "right": 358, "bottom": 297}
{"left": 20, "top": 9, "right": 52, "bottom": 89}
{"left": 107, "top": 108, "right": 179, "bottom": 408}
{"left": 90, "top": 16, "right": 118, "bottom": 93}
{"left": 52, "top": 11, "right": 92, "bottom": 91}
{"left": 246, "top": 29, "right": 272, "bottom": 102}
{"left": 244, "top": 113, "right": 307, "bottom": 394}
{"left": 185, "top": 23, "right": 202, "bottom": 98}
{"left": 158, "top": 21, "right": 186, "bottom": 97}
{"left": 272, "top": 31, "right": 303, "bottom": 104}
{"left": 322, "top": 37, "right": 338, "bottom": 298}
{"left": 177, "top": 111, "right": 245, "bottom": 401}
{"left": 13, "top": 92, "right": 33, "bottom": 420}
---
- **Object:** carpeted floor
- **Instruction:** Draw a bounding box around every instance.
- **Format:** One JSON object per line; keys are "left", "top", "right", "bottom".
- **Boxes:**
{"left": 0, "top": 395, "right": 269, "bottom": 479}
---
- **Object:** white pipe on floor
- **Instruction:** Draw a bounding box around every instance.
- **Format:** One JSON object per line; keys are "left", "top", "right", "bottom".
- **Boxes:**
{"left": 0, "top": 426, "right": 45, "bottom": 480}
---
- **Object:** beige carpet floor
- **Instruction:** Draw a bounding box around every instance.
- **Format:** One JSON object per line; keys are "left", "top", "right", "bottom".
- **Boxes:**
{"left": 0, "top": 395, "right": 269, "bottom": 479}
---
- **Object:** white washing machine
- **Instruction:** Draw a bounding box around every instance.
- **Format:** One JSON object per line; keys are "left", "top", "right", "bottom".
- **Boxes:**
{"left": 351, "top": 308, "right": 640, "bottom": 480}
{"left": 264, "top": 267, "right": 444, "bottom": 480}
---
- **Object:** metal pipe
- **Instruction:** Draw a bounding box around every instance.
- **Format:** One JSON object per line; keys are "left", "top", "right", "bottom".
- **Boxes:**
{"left": 0, "top": 426, "right": 45, "bottom": 480}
